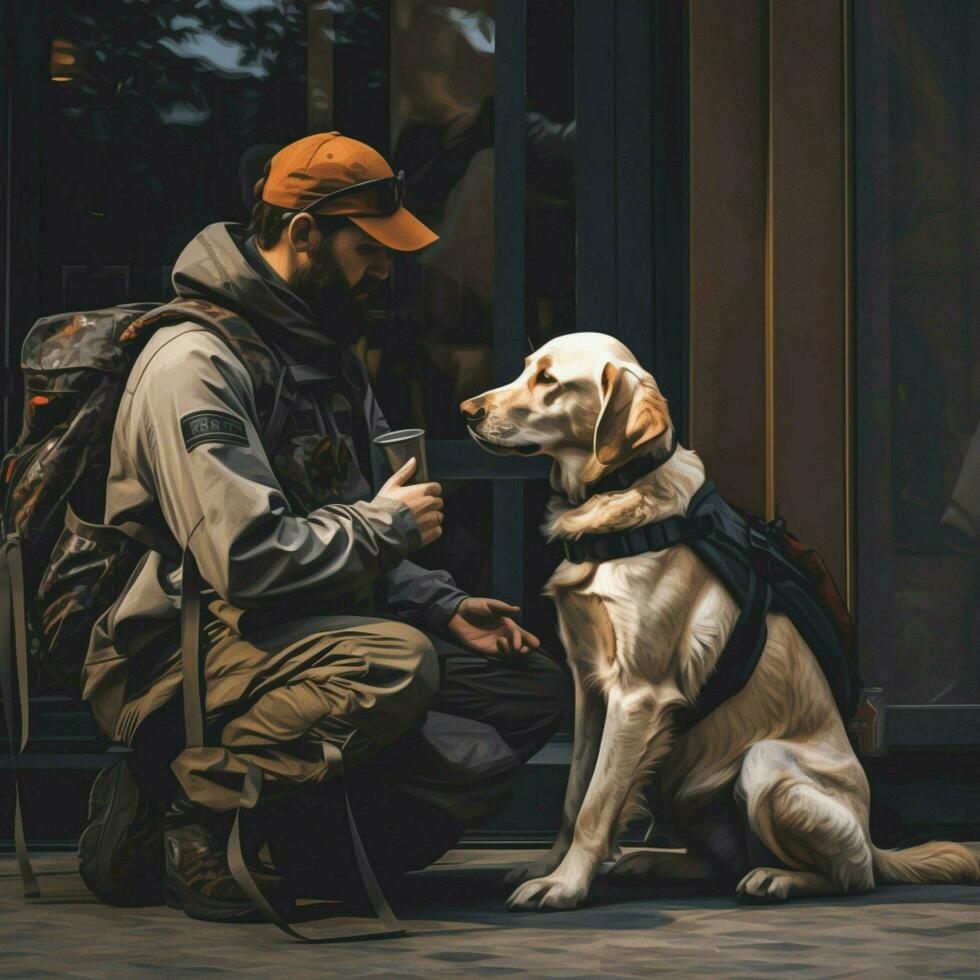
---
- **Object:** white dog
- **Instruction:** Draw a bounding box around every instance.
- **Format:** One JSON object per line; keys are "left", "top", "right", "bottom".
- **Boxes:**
{"left": 461, "top": 332, "right": 979, "bottom": 911}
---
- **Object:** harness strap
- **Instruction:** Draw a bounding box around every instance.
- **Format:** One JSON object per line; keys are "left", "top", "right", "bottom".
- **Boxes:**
{"left": 563, "top": 513, "right": 715, "bottom": 564}
{"left": 226, "top": 747, "right": 406, "bottom": 943}
{"left": 558, "top": 480, "right": 773, "bottom": 734}
{"left": 674, "top": 567, "right": 772, "bottom": 733}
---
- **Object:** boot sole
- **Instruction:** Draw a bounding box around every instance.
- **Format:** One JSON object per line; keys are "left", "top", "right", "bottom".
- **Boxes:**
{"left": 164, "top": 874, "right": 294, "bottom": 925}
{"left": 78, "top": 760, "right": 163, "bottom": 906}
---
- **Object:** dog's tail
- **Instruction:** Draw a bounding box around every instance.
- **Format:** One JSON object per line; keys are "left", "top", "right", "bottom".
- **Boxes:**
{"left": 871, "top": 841, "right": 979, "bottom": 885}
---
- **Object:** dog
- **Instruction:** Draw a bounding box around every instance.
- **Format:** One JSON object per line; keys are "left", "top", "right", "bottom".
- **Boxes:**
{"left": 460, "top": 332, "right": 979, "bottom": 911}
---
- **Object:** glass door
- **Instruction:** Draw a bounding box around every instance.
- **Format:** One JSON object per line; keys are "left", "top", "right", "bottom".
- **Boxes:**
{"left": 855, "top": 0, "right": 980, "bottom": 745}
{"left": 318, "top": 1, "right": 684, "bottom": 676}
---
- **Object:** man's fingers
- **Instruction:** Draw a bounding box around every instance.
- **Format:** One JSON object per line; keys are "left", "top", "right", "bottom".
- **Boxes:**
{"left": 521, "top": 627, "right": 541, "bottom": 649}
{"left": 417, "top": 496, "right": 444, "bottom": 514}
{"left": 380, "top": 456, "right": 417, "bottom": 493}
{"left": 416, "top": 513, "right": 443, "bottom": 533}
{"left": 420, "top": 525, "right": 443, "bottom": 546}
{"left": 486, "top": 599, "right": 521, "bottom": 616}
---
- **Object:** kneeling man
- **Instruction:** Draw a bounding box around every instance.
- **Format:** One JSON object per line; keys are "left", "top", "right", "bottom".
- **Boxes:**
{"left": 81, "top": 133, "right": 565, "bottom": 921}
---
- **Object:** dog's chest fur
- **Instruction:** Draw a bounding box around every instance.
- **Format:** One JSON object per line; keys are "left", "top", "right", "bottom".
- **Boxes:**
{"left": 545, "top": 546, "right": 736, "bottom": 699}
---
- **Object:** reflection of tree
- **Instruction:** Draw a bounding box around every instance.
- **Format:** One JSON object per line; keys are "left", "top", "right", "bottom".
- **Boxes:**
{"left": 51, "top": 0, "right": 305, "bottom": 138}
{"left": 44, "top": 0, "right": 307, "bottom": 271}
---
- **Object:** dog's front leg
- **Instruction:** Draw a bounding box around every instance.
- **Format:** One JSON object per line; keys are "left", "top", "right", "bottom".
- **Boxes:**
{"left": 505, "top": 663, "right": 605, "bottom": 886}
{"left": 507, "top": 686, "right": 675, "bottom": 911}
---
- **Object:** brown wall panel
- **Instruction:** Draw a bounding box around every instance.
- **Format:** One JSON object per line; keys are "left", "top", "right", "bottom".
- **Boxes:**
{"left": 688, "top": 0, "right": 767, "bottom": 513}
{"left": 770, "top": 0, "right": 847, "bottom": 587}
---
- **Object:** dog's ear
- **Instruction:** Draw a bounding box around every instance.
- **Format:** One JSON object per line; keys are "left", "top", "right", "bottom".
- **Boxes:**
{"left": 592, "top": 362, "right": 669, "bottom": 466}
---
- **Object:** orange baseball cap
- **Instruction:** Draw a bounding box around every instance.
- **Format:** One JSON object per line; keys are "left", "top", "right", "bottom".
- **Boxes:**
{"left": 262, "top": 132, "right": 438, "bottom": 252}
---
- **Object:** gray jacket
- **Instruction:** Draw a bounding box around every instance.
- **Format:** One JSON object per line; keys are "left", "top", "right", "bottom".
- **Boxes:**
{"left": 83, "top": 223, "right": 466, "bottom": 738}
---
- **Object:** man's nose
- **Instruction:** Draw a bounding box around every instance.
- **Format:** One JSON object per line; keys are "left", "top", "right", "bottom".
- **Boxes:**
{"left": 460, "top": 398, "right": 486, "bottom": 424}
{"left": 374, "top": 252, "right": 390, "bottom": 281}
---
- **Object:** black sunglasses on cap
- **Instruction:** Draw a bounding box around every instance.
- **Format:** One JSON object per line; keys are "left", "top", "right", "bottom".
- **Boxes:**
{"left": 294, "top": 170, "right": 406, "bottom": 220}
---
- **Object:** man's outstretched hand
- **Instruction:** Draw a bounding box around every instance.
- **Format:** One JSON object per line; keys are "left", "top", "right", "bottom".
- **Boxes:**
{"left": 448, "top": 598, "right": 541, "bottom": 662}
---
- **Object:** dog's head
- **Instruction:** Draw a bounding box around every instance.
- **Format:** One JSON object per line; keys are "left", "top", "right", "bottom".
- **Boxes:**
{"left": 460, "top": 333, "right": 672, "bottom": 490}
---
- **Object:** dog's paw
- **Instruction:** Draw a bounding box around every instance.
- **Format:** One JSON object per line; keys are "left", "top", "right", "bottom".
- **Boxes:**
{"left": 503, "top": 853, "right": 565, "bottom": 887}
{"left": 506, "top": 874, "right": 589, "bottom": 911}
{"left": 735, "top": 867, "right": 793, "bottom": 903}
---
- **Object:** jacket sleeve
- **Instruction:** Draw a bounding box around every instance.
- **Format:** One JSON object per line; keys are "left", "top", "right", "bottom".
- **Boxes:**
{"left": 384, "top": 560, "right": 468, "bottom": 633}
{"left": 126, "top": 326, "right": 421, "bottom": 606}
{"left": 358, "top": 357, "right": 470, "bottom": 632}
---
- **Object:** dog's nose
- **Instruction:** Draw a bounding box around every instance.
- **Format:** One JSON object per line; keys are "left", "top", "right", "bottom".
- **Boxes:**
{"left": 460, "top": 399, "right": 486, "bottom": 425}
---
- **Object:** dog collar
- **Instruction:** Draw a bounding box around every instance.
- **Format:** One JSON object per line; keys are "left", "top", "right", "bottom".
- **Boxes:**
{"left": 583, "top": 430, "right": 679, "bottom": 501}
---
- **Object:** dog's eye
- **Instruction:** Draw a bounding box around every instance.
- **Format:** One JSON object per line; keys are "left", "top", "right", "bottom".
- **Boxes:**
{"left": 536, "top": 369, "right": 557, "bottom": 386}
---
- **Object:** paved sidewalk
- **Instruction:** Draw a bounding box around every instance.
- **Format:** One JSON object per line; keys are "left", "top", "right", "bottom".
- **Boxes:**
{"left": 1, "top": 849, "right": 977, "bottom": 978}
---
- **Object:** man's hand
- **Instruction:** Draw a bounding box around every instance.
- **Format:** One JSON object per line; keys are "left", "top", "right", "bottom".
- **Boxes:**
{"left": 448, "top": 597, "right": 541, "bottom": 662}
{"left": 375, "top": 457, "right": 443, "bottom": 547}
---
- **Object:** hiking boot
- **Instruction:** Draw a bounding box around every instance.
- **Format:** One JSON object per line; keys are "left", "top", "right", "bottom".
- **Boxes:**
{"left": 163, "top": 821, "right": 294, "bottom": 924}
{"left": 78, "top": 757, "right": 164, "bottom": 907}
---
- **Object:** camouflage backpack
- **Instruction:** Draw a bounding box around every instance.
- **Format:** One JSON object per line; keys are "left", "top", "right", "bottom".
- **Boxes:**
{"left": 0, "top": 297, "right": 282, "bottom": 695}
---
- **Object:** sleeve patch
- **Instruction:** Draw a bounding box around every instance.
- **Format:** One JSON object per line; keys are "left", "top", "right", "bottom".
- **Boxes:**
{"left": 180, "top": 410, "right": 249, "bottom": 452}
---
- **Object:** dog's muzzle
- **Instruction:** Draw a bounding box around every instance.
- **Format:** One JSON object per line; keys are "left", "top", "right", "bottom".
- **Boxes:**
{"left": 464, "top": 423, "right": 541, "bottom": 457}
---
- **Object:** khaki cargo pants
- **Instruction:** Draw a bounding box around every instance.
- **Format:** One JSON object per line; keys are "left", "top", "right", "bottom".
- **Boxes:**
{"left": 170, "top": 612, "right": 441, "bottom": 811}
{"left": 148, "top": 599, "right": 567, "bottom": 820}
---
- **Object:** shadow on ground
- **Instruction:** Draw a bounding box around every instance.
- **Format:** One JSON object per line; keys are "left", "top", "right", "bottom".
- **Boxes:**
{"left": 1, "top": 849, "right": 977, "bottom": 978}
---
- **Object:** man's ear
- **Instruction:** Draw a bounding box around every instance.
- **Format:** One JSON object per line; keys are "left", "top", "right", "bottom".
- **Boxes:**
{"left": 592, "top": 362, "right": 669, "bottom": 466}
{"left": 286, "top": 213, "right": 318, "bottom": 255}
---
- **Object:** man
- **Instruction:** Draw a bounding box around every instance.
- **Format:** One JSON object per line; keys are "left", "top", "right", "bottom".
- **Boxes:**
{"left": 80, "top": 133, "right": 566, "bottom": 922}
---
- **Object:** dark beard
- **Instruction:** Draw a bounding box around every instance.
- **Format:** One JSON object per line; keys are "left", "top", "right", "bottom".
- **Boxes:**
{"left": 291, "top": 244, "right": 377, "bottom": 345}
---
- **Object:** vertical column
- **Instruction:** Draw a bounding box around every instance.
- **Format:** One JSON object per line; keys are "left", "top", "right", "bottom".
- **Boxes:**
{"left": 492, "top": 0, "right": 527, "bottom": 606}
{"left": 615, "top": 0, "right": 654, "bottom": 368}
{"left": 1, "top": 26, "right": 10, "bottom": 450}
{"left": 687, "top": 0, "right": 768, "bottom": 513}
{"left": 307, "top": 2, "right": 334, "bottom": 132}
{"left": 4, "top": 3, "right": 41, "bottom": 453}
{"left": 854, "top": 0, "right": 896, "bottom": 681}
{"left": 770, "top": 0, "right": 847, "bottom": 585}
{"left": 575, "top": 0, "right": 617, "bottom": 336}
{"left": 653, "top": 0, "right": 689, "bottom": 439}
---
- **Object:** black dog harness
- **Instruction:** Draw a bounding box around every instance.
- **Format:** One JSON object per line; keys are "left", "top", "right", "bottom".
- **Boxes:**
{"left": 559, "top": 456, "right": 858, "bottom": 733}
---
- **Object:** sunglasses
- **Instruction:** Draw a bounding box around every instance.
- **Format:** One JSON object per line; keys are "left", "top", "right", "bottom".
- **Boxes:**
{"left": 298, "top": 170, "right": 406, "bottom": 220}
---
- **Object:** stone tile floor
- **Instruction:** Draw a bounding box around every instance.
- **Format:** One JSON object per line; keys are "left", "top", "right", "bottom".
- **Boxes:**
{"left": 1, "top": 848, "right": 977, "bottom": 978}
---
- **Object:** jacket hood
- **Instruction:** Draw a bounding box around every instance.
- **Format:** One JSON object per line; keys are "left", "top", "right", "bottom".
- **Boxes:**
{"left": 171, "top": 222, "right": 341, "bottom": 356}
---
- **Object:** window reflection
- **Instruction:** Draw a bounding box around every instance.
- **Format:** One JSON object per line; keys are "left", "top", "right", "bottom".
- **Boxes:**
{"left": 364, "top": 0, "right": 497, "bottom": 439}
{"left": 857, "top": 0, "right": 979, "bottom": 705}
{"left": 42, "top": 0, "right": 308, "bottom": 310}
{"left": 356, "top": 0, "right": 576, "bottom": 438}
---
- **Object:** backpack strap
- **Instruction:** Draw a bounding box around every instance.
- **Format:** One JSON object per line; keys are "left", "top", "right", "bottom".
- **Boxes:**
{"left": 0, "top": 534, "right": 40, "bottom": 898}
{"left": 226, "top": 751, "right": 406, "bottom": 943}
{"left": 124, "top": 299, "right": 288, "bottom": 446}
